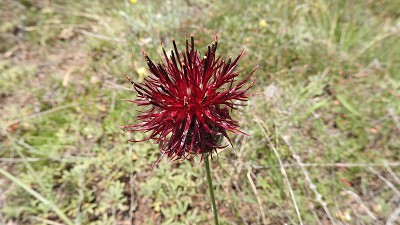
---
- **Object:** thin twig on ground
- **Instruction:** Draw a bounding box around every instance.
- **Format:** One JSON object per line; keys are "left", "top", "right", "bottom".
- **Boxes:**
{"left": 282, "top": 136, "right": 337, "bottom": 225}
{"left": 385, "top": 163, "right": 400, "bottom": 186}
{"left": 369, "top": 167, "right": 400, "bottom": 197}
{"left": 105, "top": 81, "right": 134, "bottom": 91}
{"left": 251, "top": 161, "right": 400, "bottom": 169}
{"left": 30, "top": 216, "right": 64, "bottom": 225}
{"left": 352, "top": 28, "right": 399, "bottom": 60}
{"left": 344, "top": 190, "right": 377, "bottom": 221}
{"left": 246, "top": 167, "right": 267, "bottom": 224}
{"left": 386, "top": 205, "right": 400, "bottom": 225}
{"left": 255, "top": 117, "right": 304, "bottom": 225}
{"left": 0, "top": 158, "right": 40, "bottom": 162}
{"left": 77, "top": 29, "right": 125, "bottom": 42}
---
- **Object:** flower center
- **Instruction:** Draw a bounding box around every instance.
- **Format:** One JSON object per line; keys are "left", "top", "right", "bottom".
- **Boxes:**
{"left": 183, "top": 96, "right": 202, "bottom": 111}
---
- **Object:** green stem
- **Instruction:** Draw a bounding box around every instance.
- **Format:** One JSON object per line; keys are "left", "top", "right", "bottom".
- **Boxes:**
{"left": 204, "top": 155, "right": 219, "bottom": 225}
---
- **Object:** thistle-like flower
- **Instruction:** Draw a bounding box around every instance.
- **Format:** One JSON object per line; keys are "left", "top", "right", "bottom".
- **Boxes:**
{"left": 123, "top": 35, "right": 257, "bottom": 162}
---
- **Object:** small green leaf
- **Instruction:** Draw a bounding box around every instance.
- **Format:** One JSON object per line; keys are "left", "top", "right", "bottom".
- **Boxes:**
{"left": 337, "top": 95, "right": 361, "bottom": 116}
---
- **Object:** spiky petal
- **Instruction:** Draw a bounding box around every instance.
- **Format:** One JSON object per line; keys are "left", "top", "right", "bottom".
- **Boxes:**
{"left": 122, "top": 35, "right": 257, "bottom": 162}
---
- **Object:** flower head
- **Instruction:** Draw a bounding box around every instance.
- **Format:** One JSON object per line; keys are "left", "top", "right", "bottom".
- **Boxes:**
{"left": 123, "top": 35, "right": 257, "bottom": 162}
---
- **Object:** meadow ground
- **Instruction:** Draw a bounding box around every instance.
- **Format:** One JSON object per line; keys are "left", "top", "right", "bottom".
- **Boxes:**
{"left": 0, "top": 0, "right": 399, "bottom": 224}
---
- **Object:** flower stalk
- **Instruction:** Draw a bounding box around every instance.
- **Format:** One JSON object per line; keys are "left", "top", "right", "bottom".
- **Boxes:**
{"left": 204, "top": 155, "right": 219, "bottom": 225}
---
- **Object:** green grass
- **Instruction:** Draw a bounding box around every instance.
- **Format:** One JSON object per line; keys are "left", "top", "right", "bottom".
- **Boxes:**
{"left": 1, "top": 0, "right": 399, "bottom": 224}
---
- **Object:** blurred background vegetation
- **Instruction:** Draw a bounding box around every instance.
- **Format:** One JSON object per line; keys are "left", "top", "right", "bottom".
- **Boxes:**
{"left": 0, "top": 0, "right": 399, "bottom": 224}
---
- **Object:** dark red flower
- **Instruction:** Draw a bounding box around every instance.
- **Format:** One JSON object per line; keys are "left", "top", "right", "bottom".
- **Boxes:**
{"left": 122, "top": 35, "right": 257, "bottom": 162}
